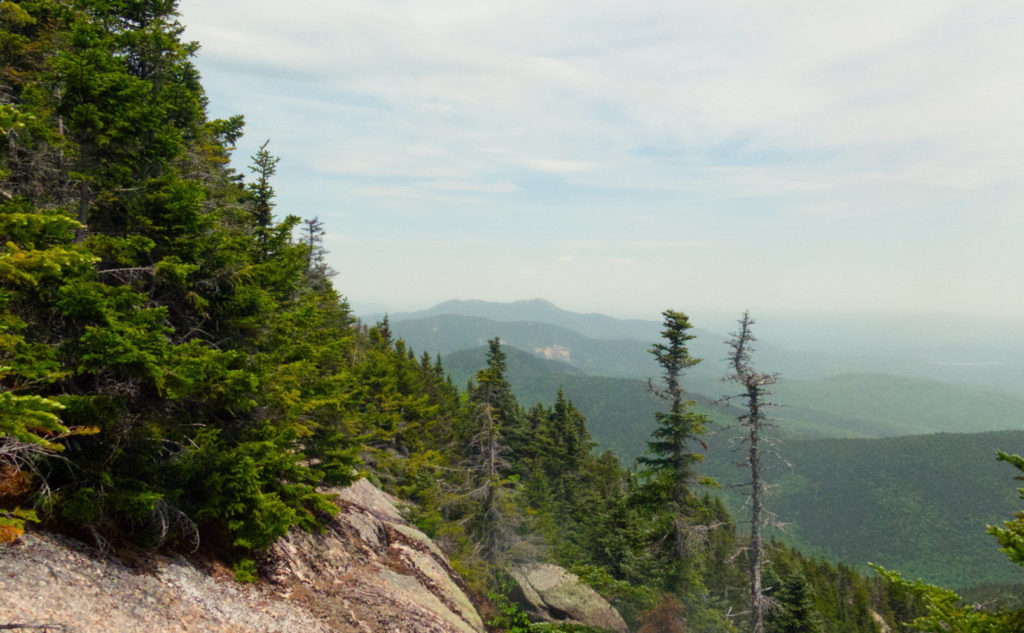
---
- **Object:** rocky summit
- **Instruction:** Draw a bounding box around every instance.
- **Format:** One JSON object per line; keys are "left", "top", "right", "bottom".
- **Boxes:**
{"left": 0, "top": 479, "right": 485, "bottom": 633}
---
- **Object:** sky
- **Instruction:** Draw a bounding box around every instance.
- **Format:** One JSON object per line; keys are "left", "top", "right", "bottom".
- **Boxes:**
{"left": 176, "top": 0, "right": 1024, "bottom": 321}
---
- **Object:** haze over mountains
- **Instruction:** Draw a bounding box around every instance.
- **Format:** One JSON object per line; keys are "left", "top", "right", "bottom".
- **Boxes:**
{"left": 365, "top": 298, "right": 1024, "bottom": 588}
{"left": 375, "top": 298, "right": 1024, "bottom": 397}
{"left": 374, "top": 298, "right": 1024, "bottom": 445}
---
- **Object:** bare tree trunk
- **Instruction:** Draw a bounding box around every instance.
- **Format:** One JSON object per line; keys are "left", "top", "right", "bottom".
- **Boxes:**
{"left": 75, "top": 179, "right": 89, "bottom": 241}
{"left": 724, "top": 311, "right": 777, "bottom": 633}
{"left": 75, "top": 142, "right": 90, "bottom": 242}
{"left": 750, "top": 420, "right": 765, "bottom": 633}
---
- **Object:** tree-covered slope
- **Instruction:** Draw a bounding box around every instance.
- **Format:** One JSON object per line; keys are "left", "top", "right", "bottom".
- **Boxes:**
{"left": 446, "top": 345, "right": 1024, "bottom": 590}
{"left": 393, "top": 314, "right": 665, "bottom": 379}
{"left": 395, "top": 310, "right": 1024, "bottom": 442}
{"left": 0, "top": 0, "right": 460, "bottom": 566}
{"left": 443, "top": 343, "right": 1024, "bottom": 453}
{"left": 5, "top": 5, "right": 1022, "bottom": 631}
{"left": 443, "top": 345, "right": 666, "bottom": 458}
{"left": 387, "top": 298, "right": 663, "bottom": 341}
{"left": 775, "top": 374, "right": 1024, "bottom": 438}
{"left": 705, "top": 430, "right": 1024, "bottom": 590}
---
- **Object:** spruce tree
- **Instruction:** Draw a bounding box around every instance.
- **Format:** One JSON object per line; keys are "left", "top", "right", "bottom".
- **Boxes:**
{"left": 1, "top": 0, "right": 363, "bottom": 559}
{"left": 462, "top": 338, "right": 522, "bottom": 564}
{"left": 989, "top": 451, "right": 1024, "bottom": 567}
{"left": 469, "top": 338, "right": 518, "bottom": 428}
{"left": 640, "top": 310, "right": 709, "bottom": 500}
{"left": 637, "top": 310, "right": 711, "bottom": 563}
{"left": 247, "top": 140, "right": 279, "bottom": 231}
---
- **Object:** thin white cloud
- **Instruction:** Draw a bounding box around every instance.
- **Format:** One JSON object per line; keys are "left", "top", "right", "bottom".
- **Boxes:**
{"left": 353, "top": 185, "right": 483, "bottom": 205}
{"left": 520, "top": 159, "right": 593, "bottom": 174}
{"left": 419, "top": 180, "right": 520, "bottom": 193}
{"left": 177, "top": 0, "right": 1024, "bottom": 316}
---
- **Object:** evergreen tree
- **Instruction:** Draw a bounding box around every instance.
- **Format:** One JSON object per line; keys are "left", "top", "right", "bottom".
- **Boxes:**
{"left": 637, "top": 309, "right": 711, "bottom": 566}
{"left": 464, "top": 399, "right": 515, "bottom": 562}
{"left": 0, "top": 0, "right": 368, "bottom": 562}
{"left": 640, "top": 310, "right": 710, "bottom": 503}
{"left": 247, "top": 140, "right": 278, "bottom": 230}
{"left": 765, "top": 568, "right": 824, "bottom": 633}
{"left": 989, "top": 450, "right": 1024, "bottom": 568}
{"left": 468, "top": 338, "right": 519, "bottom": 430}
{"left": 301, "top": 215, "right": 330, "bottom": 283}
{"left": 0, "top": 199, "right": 98, "bottom": 539}
{"left": 460, "top": 337, "right": 522, "bottom": 565}
{"left": 535, "top": 387, "right": 592, "bottom": 502}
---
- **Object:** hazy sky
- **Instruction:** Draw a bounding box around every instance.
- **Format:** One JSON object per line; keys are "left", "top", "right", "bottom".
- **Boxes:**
{"left": 177, "top": 1, "right": 1024, "bottom": 320}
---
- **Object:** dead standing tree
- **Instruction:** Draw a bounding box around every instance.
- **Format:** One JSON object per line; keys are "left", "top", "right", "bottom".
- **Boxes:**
{"left": 445, "top": 338, "right": 527, "bottom": 567}
{"left": 722, "top": 311, "right": 779, "bottom": 633}
{"left": 464, "top": 401, "right": 513, "bottom": 562}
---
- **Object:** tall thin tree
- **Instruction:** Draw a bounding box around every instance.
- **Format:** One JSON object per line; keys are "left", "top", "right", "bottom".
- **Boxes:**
{"left": 302, "top": 216, "right": 327, "bottom": 272}
{"left": 247, "top": 140, "right": 279, "bottom": 228}
{"left": 723, "top": 311, "right": 778, "bottom": 633}
{"left": 639, "top": 309, "right": 711, "bottom": 563}
{"left": 247, "top": 140, "right": 279, "bottom": 257}
{"left": 462, "top": 338, "right": 522, "bottom": 564}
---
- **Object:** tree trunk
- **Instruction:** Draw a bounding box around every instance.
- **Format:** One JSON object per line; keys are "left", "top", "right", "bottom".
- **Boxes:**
{"left": 750, "top": 418, "right": 764, "bottom": 633}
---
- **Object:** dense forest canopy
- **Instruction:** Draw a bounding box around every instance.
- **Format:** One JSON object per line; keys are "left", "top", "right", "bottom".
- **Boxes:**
{"left": 2, "top": 2, "right": 1023, "bottom": 632}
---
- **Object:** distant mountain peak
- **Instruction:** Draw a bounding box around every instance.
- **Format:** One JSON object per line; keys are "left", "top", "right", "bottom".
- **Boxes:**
{"left": 514, "top": 298, "right": 558, "bottom": 308}
{"left": 431, "top": 298, "right": 561, "bottom": 312}
{"left": 390, "top": 298, "right": 663, "bottom": 343}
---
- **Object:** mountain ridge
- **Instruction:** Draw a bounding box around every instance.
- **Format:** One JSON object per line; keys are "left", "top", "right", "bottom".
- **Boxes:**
{"left": 372, "top": 298, "right": 1024, "bottom": 397}
{"left": 442, "top": 342, "right": 1024, "bottom": 589}
{"left": 375, "top": 298, "right": 664, "bottom": 341}
{"left": 705, "top": 429, "right": 1024, "bottom": 589}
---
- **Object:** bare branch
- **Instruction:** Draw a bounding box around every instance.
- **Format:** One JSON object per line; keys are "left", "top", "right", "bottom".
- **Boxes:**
{"left": 96, "top": 267, "right": 155, "bottom": 284}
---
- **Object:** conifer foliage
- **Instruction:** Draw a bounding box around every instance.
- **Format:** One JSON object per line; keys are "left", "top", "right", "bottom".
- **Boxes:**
{"left": 636, "top": 310, "right": 713, "bottom": 588}
{"left": 640, "top": 309, "right": 710, "bottom": 502}
{"left": 0, "top": 0, "right": 360, "bottom": 558}
{"left": 1, "top": 5, "right": 1011, "bottom": 633}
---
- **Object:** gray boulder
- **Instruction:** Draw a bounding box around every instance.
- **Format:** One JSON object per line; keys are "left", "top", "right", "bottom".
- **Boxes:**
{"left": 510, "top": 561, "right": 629, "bottom": 633}
{"left": 267, "top": 477, "right": 486, "bottom": 633}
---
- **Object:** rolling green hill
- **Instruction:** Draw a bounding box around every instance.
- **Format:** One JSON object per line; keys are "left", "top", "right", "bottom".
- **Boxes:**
{"left": 442, "top": 343, "right": 1024, "bottom": 450}
{"left": 398, "top": 301, "right": 1024, "bottom": 592}
{"left": 393, "top": 306, "right": 1024, "bottom": 442}
{"left": 445, "top": 345, "right": 1024, "bottom": 590}
{"left": 776, "top": 374, "right": 1024, "bottom": 438}
{"left": 704, "top": 430, "right": 1024, "bottom": 590}
{"left": 387, "top": 298, "right": 664, "bottom": 341}
{"left": 394, "top": 314, "right": 665, "bottom": 379}
{"left": 383, "top": 298, "right": 1024, "bottom": 399}
{"left": 442, "top": 345, "right": 667, "bottom": 457}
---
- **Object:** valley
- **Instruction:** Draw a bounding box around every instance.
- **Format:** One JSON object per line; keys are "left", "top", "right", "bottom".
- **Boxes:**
{"left": 382, "top": 298, "right": 1024, "bottom": 590}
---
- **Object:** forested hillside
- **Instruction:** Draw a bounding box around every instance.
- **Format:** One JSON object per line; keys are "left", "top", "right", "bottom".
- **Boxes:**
{"left": 385, "top": 298, "right": 663, "bottom": 342}
{"left": 3, "top": 3, "right": 1023, "bottom": 633}
{"left": 392, "top": 309, "right": 1024, "bottom": 441}
{"left": 706, "top": 430, "right": 1024, "bottom": 589}
{"left": 389, "top": 314, "right": 663, "bottom": 379}
{"left": 441, "top": 344, "right": 1024, "bottom": 591}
